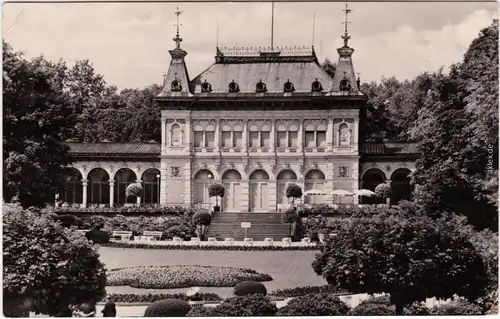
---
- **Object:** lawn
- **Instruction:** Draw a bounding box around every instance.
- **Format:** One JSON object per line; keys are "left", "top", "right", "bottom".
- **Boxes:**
{"left": 99, "top": 247, "right": 326, "bottom": 298}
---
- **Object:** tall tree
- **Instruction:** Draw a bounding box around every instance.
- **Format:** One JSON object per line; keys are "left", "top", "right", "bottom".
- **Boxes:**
{"left": 3, "top": 42, "right": 74, "bottom": 208}
{"left": 409, "top": 21, "right": 499, "bottom": 230}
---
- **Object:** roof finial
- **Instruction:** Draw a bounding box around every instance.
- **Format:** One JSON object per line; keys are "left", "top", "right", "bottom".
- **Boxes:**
{"left": 341, "top": 3, "right": 353, "bottom": 47}
{"left": 173, "top": 6, "right": 183, "bottom": 49}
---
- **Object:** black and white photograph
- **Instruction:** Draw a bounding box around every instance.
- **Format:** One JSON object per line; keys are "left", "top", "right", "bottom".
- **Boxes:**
{"left": 2, "top": 0, "right": 499, "bottom": 317}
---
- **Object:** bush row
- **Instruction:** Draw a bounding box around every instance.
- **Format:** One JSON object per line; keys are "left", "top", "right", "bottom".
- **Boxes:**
{"left": 105, "top": 293, "right": 222, "bottom": 303}
{"left": 107, "top": 265, "right": 273, "bottom": 289}
{"left": 48, "top": 205, "right": 193, "bottom": 216}
{"left": 268, "top": 285, "right": 348, "bottom": 297}
{"left": 102, "top": 242, "right": 319, "bottom": 251}
{"left": 55, "top": 214, "right": 197, "bottom": 240}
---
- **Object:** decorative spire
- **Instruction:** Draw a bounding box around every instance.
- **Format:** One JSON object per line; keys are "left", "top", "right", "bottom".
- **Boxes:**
{"left": 173, "top": 6, "right": 183, "bottom": 49}
{"left": 341, "top": 3, "right": 353, "bottom": 47}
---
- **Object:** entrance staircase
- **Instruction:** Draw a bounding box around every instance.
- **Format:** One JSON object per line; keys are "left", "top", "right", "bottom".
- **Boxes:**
{"left": 205, "top": 212, "right": 291, "bottom": 241}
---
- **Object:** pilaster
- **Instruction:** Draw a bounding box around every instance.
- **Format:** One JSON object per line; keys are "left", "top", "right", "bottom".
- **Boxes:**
{"left": 270, "top": 119, "right": 276, "bottom": 153}
{"left": 215, "top": 119, "right": 221, "bottom": 154}
{"left": 353, "top": 118, "right": 359, "bottom": 153}
{"left": 243, "top": 120, "right": 248, "bottom": 155}
{"left": 352, "top": 161, "right": 360, "bottom": 205}
{"left": 268, "top": 181, "right": 277, "bottom": 212}
{"left": 240, "top": 181, "right": 249, "bottom": 212}
{"left": 160, "top": 161, "right": 168, "bottom": 207}
{"left": 184, "top": 162, "right": 192, "bottom": 206}
{"left": 161, "top": 118, "right": 166, "bottom": 150}
{"left": 327, "top": 117, "right": 334, "bottom": 152}
{"left": 185, "top": 119, "right": 192, "bottom": 153}
{"left": 298, "top": 119, "right": 304, "bottom": 153}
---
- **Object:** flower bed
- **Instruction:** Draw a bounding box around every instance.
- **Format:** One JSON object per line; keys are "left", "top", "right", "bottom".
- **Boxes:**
{"left": 104, "top": 293, "right": 222, "bottom": 303}
{"left": 269, "top": 285, "right": 349, "bottom": 297}
{"left": 107, "top": 265, "right": 273, "bottom": 289}
{"left": 102, "top": 242, "right": 319, "bottom": 251}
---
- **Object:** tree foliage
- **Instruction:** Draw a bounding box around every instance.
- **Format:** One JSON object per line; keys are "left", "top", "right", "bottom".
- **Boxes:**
{"left": 3, "top": 42, "right": 74, "bottom": 208}
{"left": 208, "top": 183, "right": 225, "bottom": 198}
{"left": 3, "top": 203, "right": 107, "bottom": 316}
{"left": 286, "top": 183, "right": 303, "bottom": 203}
{"left": 374, "top": 183, "right": 391, "bottom": 199}
{"left": 312, "top": 208, "right": 488, "bottom": 314}
{"left": 125, "top": 183, "right": 143, "bottom": 198}
{"left": 409, "top": 21, "right": 499, "bottom": 231}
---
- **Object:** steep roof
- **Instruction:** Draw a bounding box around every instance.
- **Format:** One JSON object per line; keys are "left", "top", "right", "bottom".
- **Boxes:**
{"left": 189, "top": 47, "right": 334, "bottom": 94}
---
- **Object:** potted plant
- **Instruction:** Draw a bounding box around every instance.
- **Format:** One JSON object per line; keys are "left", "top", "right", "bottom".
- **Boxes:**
{"left": 208, "top": 183, "right": 225, "bottom": 212}
{"left": 375, "top": 183, "right": 391, "bottom": 207}
{"left": 126, "top": 183, "right": 144, "bottom": 207}
{"left": 286, "top": 183, "right": 303, "bottom": 211}
{"left": 192, "top": 211, "right": 211, "bottom": 241}
{"left": 282, "top": 208, "right": 300, "bottom": 241}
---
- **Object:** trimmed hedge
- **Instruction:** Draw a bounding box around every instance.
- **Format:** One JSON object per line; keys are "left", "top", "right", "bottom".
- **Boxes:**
{"left": 348, "top": 303, "right": 395, "bottom": 316}
{"left": 430, "top": 300, "right": 483, "bottom": 315}
{"left": 214, "top": 295, "right": 277, "bottom": 316}
{"left": 269, "top": 285, "right": 348, "bottom": 297}
{"left": 102, "top": 242, "right": 319, "bottom": 251}
{"left": 143, "top": 299, "right": 191, "bottom": 317}
{"left": 85, "top": 230, "right": 110, "bottom": 244}
{"left": 105, "top": 293, "right": 222, "bottom": 303}
{"left": 277, "top": 293, "right": 350, "bottom": 316}
{"left": 234, "top": 281, "right": 267, "bottom": 296}
{"left": 107, "top": 265, "right": 273, "bottom": 289}
{"left": 50, "top": 205, "right": 196, "bottom": 216}
{"left": 187, "top": 305, "right": 222, "bottom": 317}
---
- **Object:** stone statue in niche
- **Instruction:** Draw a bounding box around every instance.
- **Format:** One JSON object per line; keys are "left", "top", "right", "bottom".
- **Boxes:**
{"left": 339, "top": 123, "right": 350, "bottom": 146}
{"left": 171, "top": 123, "right": 182, "bottom": 147}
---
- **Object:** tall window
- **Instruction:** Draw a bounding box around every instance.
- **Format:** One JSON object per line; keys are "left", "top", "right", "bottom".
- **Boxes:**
{"left": 305, "top": 131, "right": 315, "bottom": 148}
{"left": 233, "top": 131, "right": 243, "bottom": 148}
{"left": 249, "top": 128, "right": 271, "bottom": 148}
{"left": 305, "top": 130, "right": 327, "bottom": 148}
{"left": 193, "top": 126, "right": 215, "bottom": 148}
{"left": 276, "top": 122, "right": 298, "bottom": 149}
{"left": 222, "top": 131, "right": 231, "bottom": 147}
{"left": 316, "top": 131, "right": 326, "bottom": 147}
{"left": 221, "top": 123, "right": 243, "bottom": 149}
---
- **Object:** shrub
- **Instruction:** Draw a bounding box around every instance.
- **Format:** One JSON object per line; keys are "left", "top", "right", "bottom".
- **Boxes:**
{"left": 277, "top": 293, "right": 350, "bottom": 316}
{"left": 282, "top": 208, "right": 300, "bottom": 224}
{"left": 192, "top": 211, "right": 211, "bottom": 226}
{"left": 269, "top": 285, "right": 347, "bottom": 297}
{"left": 143, "top": 299, "right": 192, "bottom": 317}
{"left": 215, "top": 295, "right": 277, "bottom": 316}
{"left": 430, "top": 300, "right": 482, "bottom": 315}
{"left": 125, "top": 183, "right": 143, "bottom": 198}
{"left": 103, "top": 241, "right": 319, "bottom": 251}
{"left": 286, "top": 184, "right": 303, "bottom": 203}
{"left": 107, "top": 265, "right": 273, "bottom": 289}
{"left": 187, "top": 305, "right": 222, "bottom": 317}
{"left": 348, "top": 302, "right": 395, "bottom": 316}
{"left": 375, "top": 183, "right": 391, "bottom": 200}
{"left": 234, "top": 281, "right": 267, "bottom": 296}
{"left": 3, "top": 204, "right": 106, "bottom": 317}
{"left": 403, "top": 302, "right": 430, "bottom": 315}
{"left": 85, "top": 230, "right": 110, "bottom": 244}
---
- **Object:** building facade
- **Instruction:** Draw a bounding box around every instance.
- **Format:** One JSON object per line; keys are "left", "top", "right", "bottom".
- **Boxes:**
{"left": 62, "top": 23, "right": 418, "bottom": 211}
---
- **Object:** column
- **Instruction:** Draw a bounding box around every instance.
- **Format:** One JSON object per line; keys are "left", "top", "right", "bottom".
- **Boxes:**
{"left": 268, "top": 181, "right": 277, "bottom": 212}
{"left": 243, "top": 120, "right": 248, "bottom": 154}
{"left": 215, "top": 119, "right": 221, "bottom": 153}
{"left": 82, "top": 179, "right": 88, "bottom": 208}
{"left": 298, "top": 119, "right": 304, "bottom": 153}
{"left": 327, "top": 117, "right": 334, "bottom": 152}
{"left": 161, "top": 118, "right": 166, "bottom": 153}
{"left": 109, "top": 180, "right": 115, "bottom": 207}
{"left": 136, "top": 179, "right": 142, "bottom": 206}
{"left": 184, "top": 163, "right": 191, "bottom": 207}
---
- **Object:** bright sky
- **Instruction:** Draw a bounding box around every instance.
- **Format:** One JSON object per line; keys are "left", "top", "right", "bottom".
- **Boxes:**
{"left": 2, "top": 1, "right": 498, "bottom": 90}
